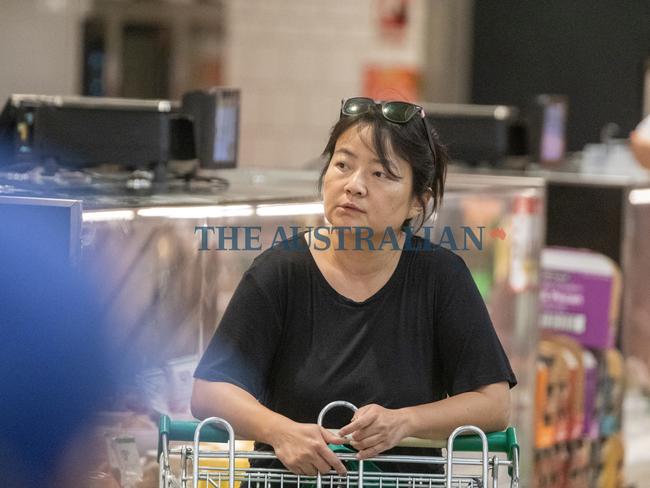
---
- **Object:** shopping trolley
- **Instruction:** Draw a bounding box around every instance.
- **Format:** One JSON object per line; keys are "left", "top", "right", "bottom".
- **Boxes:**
{"left": 158, "top": 401, "right": 519, "bottom": 488}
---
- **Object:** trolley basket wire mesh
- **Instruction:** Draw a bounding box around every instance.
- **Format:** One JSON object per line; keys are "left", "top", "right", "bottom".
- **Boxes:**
{"left": 158, "top": 401, "right": 519, "bottom": 488}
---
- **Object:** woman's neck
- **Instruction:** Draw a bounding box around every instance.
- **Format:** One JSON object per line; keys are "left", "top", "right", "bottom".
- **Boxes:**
{"left": 313, "top": 227, "right": 406, "bottom": 279}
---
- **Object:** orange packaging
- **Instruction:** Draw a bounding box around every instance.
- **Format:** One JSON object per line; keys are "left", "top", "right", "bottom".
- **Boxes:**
{"left": 534, "top": 359, "right": 554, "bottom": 449}
{"left": 538, "top": 340, "right": 573, "bottom": 444}
{"left": 548, "top": 335, "right": 586, "bottom": 440}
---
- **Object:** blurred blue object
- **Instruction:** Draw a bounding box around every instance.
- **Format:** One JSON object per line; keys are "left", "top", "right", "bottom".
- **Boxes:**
{"left": 0, "top": 197, "right": 119, "bottom": 485}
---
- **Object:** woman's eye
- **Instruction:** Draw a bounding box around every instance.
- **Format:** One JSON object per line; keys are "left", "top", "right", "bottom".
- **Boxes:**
{"left": 334, "top": 161, "right": 346, "bottom": 170}
{"left": 374, "top": 171, "right": 387, "bottom": 178}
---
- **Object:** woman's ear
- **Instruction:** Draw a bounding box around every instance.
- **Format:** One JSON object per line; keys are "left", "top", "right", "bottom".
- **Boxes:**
{"left": 407, "top": 201, "right": 422, "bottom": 220}
{"left": 408, "top": 188, "right": 432, "bottom": 219}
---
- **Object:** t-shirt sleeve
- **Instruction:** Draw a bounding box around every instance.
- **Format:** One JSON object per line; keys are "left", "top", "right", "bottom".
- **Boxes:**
{"left": 194, "top": 267, "right": 283, "bottom": 400}
{"left": 434, "top": 252, "right": 517, "bottom": 396}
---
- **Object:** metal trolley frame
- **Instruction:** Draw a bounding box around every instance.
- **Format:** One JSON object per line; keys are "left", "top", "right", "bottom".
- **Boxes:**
{"left": 158, "top": 401, "right": 520, "bottom": 488}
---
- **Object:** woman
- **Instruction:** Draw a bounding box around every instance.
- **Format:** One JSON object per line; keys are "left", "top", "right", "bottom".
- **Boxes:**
{"left": 191, "top": 97, "right": 516, "bottom": 477}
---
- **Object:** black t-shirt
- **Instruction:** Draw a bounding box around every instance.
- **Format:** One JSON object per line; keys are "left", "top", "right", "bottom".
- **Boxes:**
{"left": 195, "top": 233, "right": 517, "bottom": 473}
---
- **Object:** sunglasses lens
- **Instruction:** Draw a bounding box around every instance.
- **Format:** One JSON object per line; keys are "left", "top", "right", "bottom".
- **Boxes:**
{"left": 342, "top": 97, "right": 374, "bottom": 116}
{"left": 383, "top": 102, "right": 419, "bottom": 123}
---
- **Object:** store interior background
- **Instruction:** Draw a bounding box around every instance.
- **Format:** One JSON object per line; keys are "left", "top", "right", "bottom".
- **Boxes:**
{"left": 2, "top": 0, "right": 650, "bottom": 487}
{"left": 2, "top": 0, "right": 649, "bottom": 166}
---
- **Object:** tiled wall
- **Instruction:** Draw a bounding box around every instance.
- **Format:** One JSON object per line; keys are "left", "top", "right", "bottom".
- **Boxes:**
{"left": 0, "top": 0, "right": 87, "bottom": 102}
{"left": 224, "top": 0, "right": 428, "bottom": 169}
{"left": 0, "top": 0, "right": 472, "bottom": 171}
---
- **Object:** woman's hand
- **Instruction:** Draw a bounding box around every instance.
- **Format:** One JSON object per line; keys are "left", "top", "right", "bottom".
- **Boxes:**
{"left": 338, "top": 404, "right": 409, "bottom": 460}
{"left": 268, "top": 421, "right": 348, "bottom": 476}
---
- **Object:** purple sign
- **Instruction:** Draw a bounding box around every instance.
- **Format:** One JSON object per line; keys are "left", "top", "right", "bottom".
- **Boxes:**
{"left": 540, "top": 269, "right": 614, "bottom": 349}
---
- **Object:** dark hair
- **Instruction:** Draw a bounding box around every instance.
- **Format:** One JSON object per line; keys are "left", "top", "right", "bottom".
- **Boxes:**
{"left": 318, "top": 108, "right": 447, "bottom": 231}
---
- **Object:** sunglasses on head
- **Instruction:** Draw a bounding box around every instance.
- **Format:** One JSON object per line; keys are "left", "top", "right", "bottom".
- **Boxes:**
{"left": 340, "top": 97, "right": 437, "bottom": 162}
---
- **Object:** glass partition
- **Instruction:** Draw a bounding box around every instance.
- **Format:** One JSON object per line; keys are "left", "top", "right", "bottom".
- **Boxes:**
{"left": 79, "top": 170, "right": 545, "bottom": 484}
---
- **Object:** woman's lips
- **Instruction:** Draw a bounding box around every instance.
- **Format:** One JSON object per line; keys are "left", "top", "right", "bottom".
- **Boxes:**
{"left": 339, "top": 203, "right": 365, "bottom": 213}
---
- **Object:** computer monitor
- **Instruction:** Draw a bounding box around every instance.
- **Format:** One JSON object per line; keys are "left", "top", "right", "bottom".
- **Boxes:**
{"left": 423, "top": 103, "right": 520, "bottom": 165}
{"left": 0, "top": 91, "right": 239, "bottom": 175}
{"left": 528, "top": 94, "right": 568, "bottom": 166}
{"left": 181, "top": 88, "right": 240, "bottom": 169}
{"left": 0, "top": 94, "right": 175, "bottom": 169}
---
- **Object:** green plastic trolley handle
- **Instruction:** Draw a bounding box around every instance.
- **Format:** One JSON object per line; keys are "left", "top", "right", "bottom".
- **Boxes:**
{"left": 158, "top": 415, "right": 519, "bottom": 462}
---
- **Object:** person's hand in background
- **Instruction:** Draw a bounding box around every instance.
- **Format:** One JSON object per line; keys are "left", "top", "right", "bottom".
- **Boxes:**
{"left": 630, "top": 116, "right": 650, "bottom": 170}
{"left": 630, "top": 130, "right": 650, "bottom": 170}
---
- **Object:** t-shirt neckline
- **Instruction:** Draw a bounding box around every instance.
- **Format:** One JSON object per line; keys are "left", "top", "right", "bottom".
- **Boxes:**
{"left": 300, "top": 231, "right": 408, "bottom": 306}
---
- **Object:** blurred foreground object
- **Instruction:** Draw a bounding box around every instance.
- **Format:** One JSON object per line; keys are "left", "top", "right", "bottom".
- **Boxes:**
{"left": 0, "top": 196, "right": 121, "bottom": 486}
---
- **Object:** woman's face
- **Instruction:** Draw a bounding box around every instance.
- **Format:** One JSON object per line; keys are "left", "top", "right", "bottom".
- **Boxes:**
{"left": 322, "top": 124, "right": 420, "bottom": 238}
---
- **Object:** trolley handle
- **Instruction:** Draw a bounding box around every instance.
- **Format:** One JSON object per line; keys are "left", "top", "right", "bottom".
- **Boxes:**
{"left": 158, "top": 415, "right": 519, "bottom": 461}
{"left": 158, "top": 415, "right": 230, "bottom": 459}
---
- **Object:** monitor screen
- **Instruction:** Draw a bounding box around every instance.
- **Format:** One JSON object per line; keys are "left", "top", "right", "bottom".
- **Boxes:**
{"left": 540, "top": 100, "right": 567, "bottom": 163}
{"left": 182, "top": 88, "right": 240, "bottom": 169}
{"left": 213, "top": 91, "right": 239, "bottom": 165}
{"left": 530, "top": 94, "right": 568, "bottom": 166}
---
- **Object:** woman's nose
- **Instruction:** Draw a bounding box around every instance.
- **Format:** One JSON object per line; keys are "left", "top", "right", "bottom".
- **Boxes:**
{"left": 344, "top": 171, "right": 367, "bottom": 196}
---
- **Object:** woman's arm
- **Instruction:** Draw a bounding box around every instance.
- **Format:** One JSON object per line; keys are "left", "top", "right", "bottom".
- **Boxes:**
{"left": 402, "top": 382, "right": 511, "bottom": 439}
{"left": 191, "top": 379, "right": 347, "bottom": 476}
{"left": 338, "top": 382, "right": 510, "bottom": 459}
{"left": 191, "top": 379, "right": 284, "bottom": 443}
